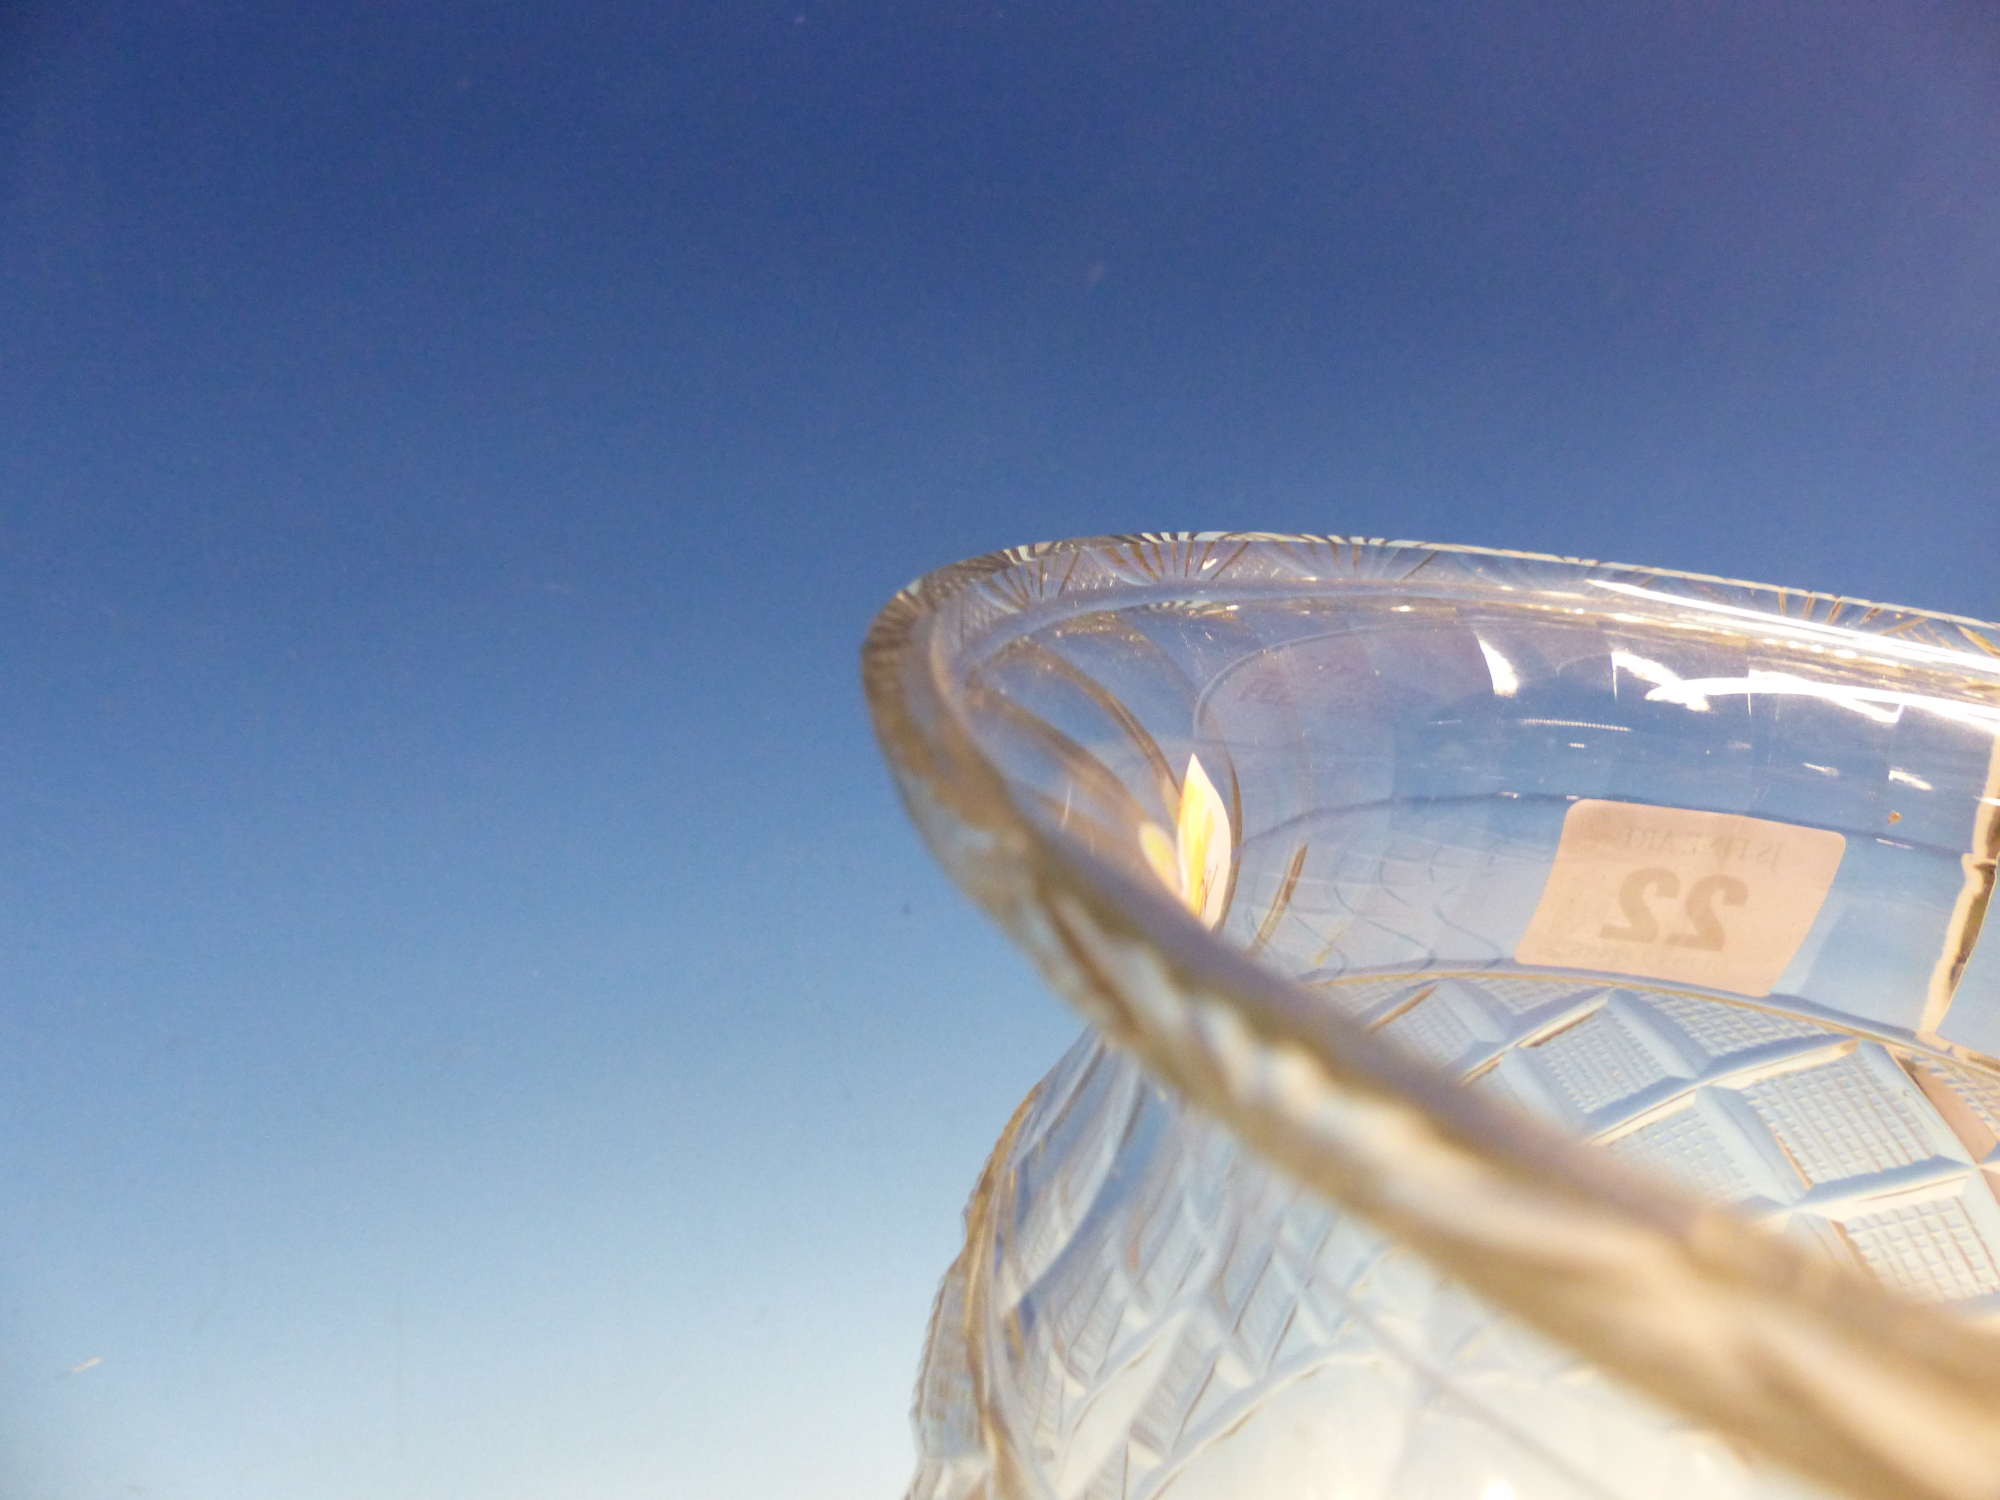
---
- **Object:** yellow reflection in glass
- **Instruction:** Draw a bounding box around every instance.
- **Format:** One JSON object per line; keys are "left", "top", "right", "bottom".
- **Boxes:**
{"left": 1139, "top": 754, "right": 1231, "bottom": 928}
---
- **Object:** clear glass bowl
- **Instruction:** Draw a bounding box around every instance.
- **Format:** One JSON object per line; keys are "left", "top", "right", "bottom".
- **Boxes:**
{"left": 863, "top": 536, "right": 2000, "bottom": 1500}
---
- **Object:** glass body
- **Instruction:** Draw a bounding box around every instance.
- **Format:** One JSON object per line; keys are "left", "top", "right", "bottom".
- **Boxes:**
{"left": 864, "top": 537, "right": 2000, "bottom": 1500}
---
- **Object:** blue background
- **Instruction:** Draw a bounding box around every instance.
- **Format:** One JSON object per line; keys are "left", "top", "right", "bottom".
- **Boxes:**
{"left": 0, "top": 3, "right": 1995, "bottom": 1496}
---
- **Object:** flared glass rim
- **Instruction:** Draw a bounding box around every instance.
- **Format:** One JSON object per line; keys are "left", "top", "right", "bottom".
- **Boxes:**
{"left": 874, "top": 531, "right": 2000, "bottom": 678}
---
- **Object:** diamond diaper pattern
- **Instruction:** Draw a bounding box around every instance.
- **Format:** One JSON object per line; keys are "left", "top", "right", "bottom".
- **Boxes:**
{"left": 1529, "top": 1005, "right": 1674, "bottom": 1117}
{"left": 1739, "top": 1051, "right": 1939, "bottom": 1186}
{"left": 1837, "top": 1193, "right": 2000, "bottom": 1303}
{"left": 910, "top": 976, "right": 2000, "bottom": 1500}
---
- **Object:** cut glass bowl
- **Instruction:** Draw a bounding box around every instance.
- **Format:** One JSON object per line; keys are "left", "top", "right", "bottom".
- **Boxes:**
{"left": 862, "top": 536, "right": 2000, "bottom": 1500}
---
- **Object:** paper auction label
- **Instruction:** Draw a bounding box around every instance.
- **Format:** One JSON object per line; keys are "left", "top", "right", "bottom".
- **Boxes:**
{"left": 1515, "top": 800, "right": 1845, "bottom": 998}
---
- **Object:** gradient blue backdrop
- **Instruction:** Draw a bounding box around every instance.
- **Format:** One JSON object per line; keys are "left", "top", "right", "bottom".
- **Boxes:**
{"left": 1, "top": 3, "right": 1996, "bottom": 1496}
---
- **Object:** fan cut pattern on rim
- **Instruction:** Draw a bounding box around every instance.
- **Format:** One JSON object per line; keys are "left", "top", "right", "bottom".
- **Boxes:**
{"left": 866, "top": 535, "right": 2000, "bottom": 1500}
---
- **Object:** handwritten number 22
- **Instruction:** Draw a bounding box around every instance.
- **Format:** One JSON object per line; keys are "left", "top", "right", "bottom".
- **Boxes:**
{"left": 1599, "top": 868, "right": 1748, "bottom": 951}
